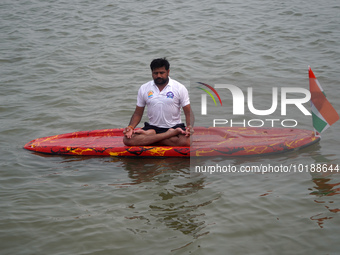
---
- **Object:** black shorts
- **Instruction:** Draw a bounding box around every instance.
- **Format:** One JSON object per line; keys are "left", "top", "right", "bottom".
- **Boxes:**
{"left": 142, "top": 122, "right": 186, "bottom": 134}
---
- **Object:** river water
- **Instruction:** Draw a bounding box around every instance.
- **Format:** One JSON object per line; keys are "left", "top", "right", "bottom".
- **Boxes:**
{"left": 1, "top": 0, "right": 340, "bottom": 254}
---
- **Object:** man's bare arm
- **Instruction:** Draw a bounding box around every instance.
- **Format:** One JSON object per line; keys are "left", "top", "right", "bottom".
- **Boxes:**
{"left": 124, "top": 106, "right": 145, "bottom": 138}
{"left": 183, "top": 104, "right": 194, "bottom": 136}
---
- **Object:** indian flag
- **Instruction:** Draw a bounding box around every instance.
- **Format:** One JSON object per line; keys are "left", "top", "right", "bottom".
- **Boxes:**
{"left": 309, "top": 66, "right": 339, "bottom": 135}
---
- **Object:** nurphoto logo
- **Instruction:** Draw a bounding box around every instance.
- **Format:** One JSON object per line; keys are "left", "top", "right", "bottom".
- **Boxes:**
{"left": 196, "top": 82, "right": 311, "bottom": 128}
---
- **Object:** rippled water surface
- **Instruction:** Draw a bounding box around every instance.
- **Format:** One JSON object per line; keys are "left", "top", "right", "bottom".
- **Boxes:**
{"left": 1, "top": 0, "right": 340, "bottom": 254}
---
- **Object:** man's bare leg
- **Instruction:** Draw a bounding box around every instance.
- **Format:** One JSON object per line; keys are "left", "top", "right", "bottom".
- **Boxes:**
{"left": 123, "top": 128, "right": 185, "bottom": 146}
{"left": 157, "top": 130, "right": 191, "bottom": 147}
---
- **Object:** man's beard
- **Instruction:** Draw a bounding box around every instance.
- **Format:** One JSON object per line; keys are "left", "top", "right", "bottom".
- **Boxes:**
{"left": 154, "top": 77, "right": 169, "bottom": 86}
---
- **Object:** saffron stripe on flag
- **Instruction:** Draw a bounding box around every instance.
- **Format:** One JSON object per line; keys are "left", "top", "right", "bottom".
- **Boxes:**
{"left": 309, "top": 67, "right": 339, "bottom": 127}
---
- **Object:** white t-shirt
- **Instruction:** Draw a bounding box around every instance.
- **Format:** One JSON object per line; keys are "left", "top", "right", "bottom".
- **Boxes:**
{"left": 136, "top": 77, "right": 190, "bottom": 128}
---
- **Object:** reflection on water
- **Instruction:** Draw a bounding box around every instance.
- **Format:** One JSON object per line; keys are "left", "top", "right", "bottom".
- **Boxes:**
{"left": 113, "top": 157, "right": 191, "bottom": 185}
{"left": 311, "top": 176, "right": 340, "bottom": 197}
{"left": 309, "top": 171, "right": 340, "bottom": 228}
{"left": 115, "top": 157, "right": 219, "bottom": 240}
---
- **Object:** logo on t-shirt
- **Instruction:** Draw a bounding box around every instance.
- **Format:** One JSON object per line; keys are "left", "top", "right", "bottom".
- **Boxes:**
{"left": 166, "top": 91, "right": 174, "bottom": 99}
{"left": 148, "top": 90, "right": 154, "bottom": 98}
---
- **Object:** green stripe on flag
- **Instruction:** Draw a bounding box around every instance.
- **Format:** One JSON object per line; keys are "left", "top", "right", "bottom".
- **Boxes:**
{"left": 312, "top": 112, "right": 328, "bottom": 133}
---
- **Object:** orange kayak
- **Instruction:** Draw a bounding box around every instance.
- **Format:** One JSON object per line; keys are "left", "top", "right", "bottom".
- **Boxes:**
{"left": 24, "top": 127, "right": 320, "bottom": 157}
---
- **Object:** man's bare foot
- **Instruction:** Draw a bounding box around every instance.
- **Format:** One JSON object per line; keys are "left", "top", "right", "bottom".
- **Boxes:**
{"left": 166, "top": 127, "right": 185, "bottom": 137}
{"left": 176, "top": 127, "right": 186, "bottom": 135}
{"left": 123, "top": 127, "right": 188, "bottom": 146}
{"left": 133, "top": 129, "right": 156, "bottom": 135}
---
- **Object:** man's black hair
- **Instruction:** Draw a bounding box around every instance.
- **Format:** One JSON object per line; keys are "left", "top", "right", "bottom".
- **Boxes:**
{"left": 150, "top": 58, "right": 170, "bottom": 71}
